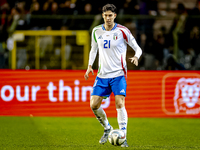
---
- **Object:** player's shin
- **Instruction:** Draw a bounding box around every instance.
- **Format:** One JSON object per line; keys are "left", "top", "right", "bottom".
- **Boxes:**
{"left": 92, "top": 106, "right": 110, "bottom": 130}
{"left": 117, "top": 107, "right": 128, "bottom": 136}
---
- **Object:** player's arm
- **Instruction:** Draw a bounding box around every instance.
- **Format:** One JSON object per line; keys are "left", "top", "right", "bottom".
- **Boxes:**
{"left": 84, "top": 28, "right": 98, "bottom": 80}
{"left": 84, "top": 65, "right": 94, "bottom": 80}
{"left": 125, "top": 30, "right": 142, "bottom": 66}
{"left": 84, "top": 47, "right": 97, "bottom": 80}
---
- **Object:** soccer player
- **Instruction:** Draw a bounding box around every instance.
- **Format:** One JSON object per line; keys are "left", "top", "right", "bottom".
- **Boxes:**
{"left": 84, "top": 4, "right": 142, "bottom": 147}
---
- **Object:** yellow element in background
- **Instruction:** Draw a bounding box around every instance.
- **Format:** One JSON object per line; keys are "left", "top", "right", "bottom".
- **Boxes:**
{"left": 11, "top": 30, "right": 89, "bottom": 70}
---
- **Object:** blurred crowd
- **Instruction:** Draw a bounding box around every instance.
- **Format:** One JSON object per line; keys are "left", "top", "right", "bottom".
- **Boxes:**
{"left": 0, "top": 0, "right": 158, "bottom": 31}
{"left": 0, "top": 0, "right": 200, "bottom": 70}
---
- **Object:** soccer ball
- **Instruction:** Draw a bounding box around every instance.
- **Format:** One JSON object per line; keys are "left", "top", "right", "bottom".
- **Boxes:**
{"left": 108, "top": 129, "right": 126, "bottom": 146}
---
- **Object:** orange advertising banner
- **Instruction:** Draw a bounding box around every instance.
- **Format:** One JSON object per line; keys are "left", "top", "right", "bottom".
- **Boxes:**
{"left": 0, "top": 70, "right": 200, "bottom": 118}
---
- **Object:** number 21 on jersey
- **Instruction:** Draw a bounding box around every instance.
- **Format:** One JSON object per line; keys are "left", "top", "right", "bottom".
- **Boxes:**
{"left": 104, "top": 40, "right": 110, "bottom": 48}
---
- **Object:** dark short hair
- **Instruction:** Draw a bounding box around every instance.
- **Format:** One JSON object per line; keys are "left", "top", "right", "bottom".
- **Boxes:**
{"left": 102, "top": 4, "right": 117, "bottom": 14}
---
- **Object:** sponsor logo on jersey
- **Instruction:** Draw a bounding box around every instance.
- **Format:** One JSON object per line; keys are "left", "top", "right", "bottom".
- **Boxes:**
{"left": 174, "top": 78, "right": 200, "bottom": 114}
{"left": 113, "top": 33, "right": 118, "bottom": 40}
{"left": 98, "top": 35, "right": 103, "bottom": 39}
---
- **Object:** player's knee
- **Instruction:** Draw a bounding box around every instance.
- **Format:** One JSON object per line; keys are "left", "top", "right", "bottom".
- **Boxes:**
{"left": 90, "top": 103, "right": 99, "bottom": 110}
{"left": 115, "top": 102, "right": 124, "bottom": 109}
{"left": 90, "top": 96, "right": 102, "bottom": 110}
{"left": 90, "top": 100, "right": 100, "bottom": 110}
{"left": 115, "top": 96, "right": 125, "bottom": 108}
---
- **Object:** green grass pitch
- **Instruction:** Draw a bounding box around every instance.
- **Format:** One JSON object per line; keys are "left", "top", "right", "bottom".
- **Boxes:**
{"left": 0, "top": 116, "right": 199, "bottom": 150}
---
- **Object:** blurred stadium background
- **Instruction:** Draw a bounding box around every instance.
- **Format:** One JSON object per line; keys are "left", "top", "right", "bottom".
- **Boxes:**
{"left": 1, "top": 0, "right": 200, "bottom": 70}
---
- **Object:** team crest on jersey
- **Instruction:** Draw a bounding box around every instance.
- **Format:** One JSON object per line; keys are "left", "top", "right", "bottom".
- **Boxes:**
{"left": 113, "top": 33, "right": 118, "bottom": 40}
{"left": 174, "top": 78, "right": 200, "bottom": 114}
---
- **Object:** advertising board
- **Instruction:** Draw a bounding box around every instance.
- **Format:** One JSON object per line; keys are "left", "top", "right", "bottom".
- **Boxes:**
{"left": 0, "top": 70, "right": 200, "bottom": 118}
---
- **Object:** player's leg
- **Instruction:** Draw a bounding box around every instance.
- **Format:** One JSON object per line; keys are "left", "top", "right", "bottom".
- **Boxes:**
{"left": 110, "top": 76, "right": 129, "bottom": 147}
{"left": 90, "top": 96, "right": 113, "bottom": 144}
{"left": 115, "top": 95, "right": 129, "bottom": 147}
{"left": 90, "top": 95, "right": 111, "bottom": 129}
{"left": 115, "top": 95, "right": 127, "bottom": 135}
{"left": 110, "top": 76, "right": 128, "bottom": 136}
{"left": 90, "top": 77, "right": 113, "bottom": 144}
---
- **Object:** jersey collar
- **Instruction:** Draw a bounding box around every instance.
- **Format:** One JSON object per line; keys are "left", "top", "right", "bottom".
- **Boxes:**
{"left": 102, "top": 23, "right": 117, "bottom": 31}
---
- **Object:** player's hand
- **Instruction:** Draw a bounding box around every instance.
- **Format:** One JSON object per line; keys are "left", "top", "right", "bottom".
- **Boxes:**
{"left": 84, "top": 65, "right": 94, "bottom": 80}
{"left": 129, "top": 56, "right": 138, "bottom": 66}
